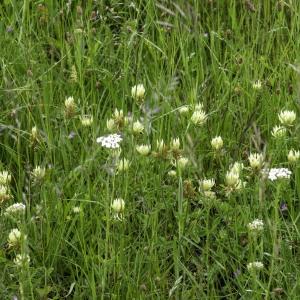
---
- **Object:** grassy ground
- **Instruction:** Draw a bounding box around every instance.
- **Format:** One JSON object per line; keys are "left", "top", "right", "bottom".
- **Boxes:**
{"left": 1, "top": 0, "right": 300, "bottom": 299}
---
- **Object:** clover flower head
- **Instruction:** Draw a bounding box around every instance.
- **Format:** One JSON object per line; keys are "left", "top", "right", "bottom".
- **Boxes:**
{"left": 271, "top": 125, "right": 286, "bottom": 138}
{"left": 136, "top": 144, "right": 151, "bottom": 156}
{"left": 278, "top": 110, "right": 296, "bottom": 126}
{"left": 211, "top": 136, "right": 223, "bottom": 151}
{"left": 14, "top": 253, "right": 30, "bottom": 267}
{"left": 288, "top": 149, "right": 300, "bottom": 163}
{"left": 190, "top": 110, "right": 207, "bottom": 125}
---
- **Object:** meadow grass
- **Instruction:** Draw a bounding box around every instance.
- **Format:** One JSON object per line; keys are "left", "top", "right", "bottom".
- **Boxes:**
{"left": 1, "top": 0, "right": 300, "bottom": 299}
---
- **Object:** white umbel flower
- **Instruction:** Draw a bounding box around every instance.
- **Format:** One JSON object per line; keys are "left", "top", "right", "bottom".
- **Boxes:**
{"left": 5, "top": 203, "right": 26, "bottom": 216}
{"left": 271, "top": 125, "right": 286, "bottom": 138}
{"left": 248, "top": 153, "right": 264, "bottom": 170}
{"left": 96, "top": 134, "right": 123, "bottom": 149}
{"left": 211, "top": 136, "right": 223, "bottom": 151}
{"left": 287, "top": 149, "right": 300, "bottom": 163}
{"left": 247, "top": 219, "right": 264, "bottom": 232}
{"left": 136, "top": 144, "right": 151, "bottom": 156}
{"left": 262, "top": 167, "right": 292, "bottom": 181}
{"left": 0, "top": 185, "right": 11, "bottom": 202}
{"left": 278, "top": 110, "right": 296, "bottom": 126}
{"left": 247, "top": 261, "right": 264, "bottom": 271}
{"left": 190, "top": 110, "right": 207, "bottom": 125}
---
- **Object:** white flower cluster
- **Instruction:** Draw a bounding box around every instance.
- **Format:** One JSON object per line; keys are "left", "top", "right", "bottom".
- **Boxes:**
{"left": 247, "top": 261, "right": 264, "bottom": 271}
{"left": 247, "top": 219, "right": 264, "bottom": 232}
{"left": 263, "top": 168, "right": 292, "bottom": 181}
{"left": 5, "top": 203, "right": 26, "bottom": 216}
{"left": 96, "top": 134, "right": 123, "bottom": 149}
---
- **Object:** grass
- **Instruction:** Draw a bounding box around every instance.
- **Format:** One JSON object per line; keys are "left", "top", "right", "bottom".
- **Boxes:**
{"left": 0, "top": 0, "right": 300, "bottom": 299}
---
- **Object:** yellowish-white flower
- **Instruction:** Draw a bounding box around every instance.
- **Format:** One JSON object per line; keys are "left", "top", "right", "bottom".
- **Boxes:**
{"left": 170, "top": 138, "right": 180, "bottom": 151}
{"left": 252, "top": 80, "right": 262, "bottom": 90}
{"left": 211, "top": 136, "right": 223, "bottom": 151}
{"left": 8, "top": 228, "right": 26, "bottom": 247}
{"left": 191, "top": 110, "right": 207, "bottom": 125}
{"left": 14, "top": 253, "right": 30, "bottom": 267}
{"left": 117, "top": 158, "right": 130, "bottom": 172}
{"left": 195, "top": 102, "right": 204, "bottom": 111}
{"left": 111, "top": 198, "right": 125, "bottom": 213}
{"left": 136, "top": 144, "right": 151, "bottom": 156}
{"left": 271, "top": 125, "right": 286, "bottom": 138}
{"left": 131, "top": 84, "right": 145, "bottom": 101}
{"left": 0, "top": 185, "right": 10, "bottom": 203}
{"left": 80, "top": 115, "right": 93, "bottom": 127}
{"left": 200, "top": 179, "right": 215, "bottom": 191}
{"left": 156, "top": 139, "right": 166, "bottom": 152}
{"left": 248, "top": 153, "right": 264, "bottom": 170}
{"left": 225, "top": 171, "right": 240, "bottom": 187}
{"left": 278, "top": 110, "right": 296, "bottom": 126}
{"left": 132, "top": 120, "right": 144, "bottom": 134}
{"left": 32, "top": 166, "right": 46, "bottom": 181}
{"left": 288, "top": 149, "right": 300, "bottom": 163}
{"left": 31, "top": 126, "right": 38, "bottom": 140}
{"left": 176, "top": 157, "right": 189, "bottom": 170}
{"left": 106, "top": 118, "right": 116, "bottom": 132}
{"left": 178, "top": 105, "right": 189, "bottom": 115}
{"left": 113, "top": 108, "right": 124, "bottom": 120}
{"left": 0, "top": 171, "right": 11, "bottom": 185}
{"left": 168, "top": 170, "right": 177, "bottom": 177}
{"left": 203, "top": 191, "right": 216, "bottom": 199}
{"left": 72, "top": 206, "right": 81, "bottom": 213}
{"left": 65, "top": 96, "right": 76, "bottom": 117}
{"left": 230, "top": 162, "right": 244, "bottom": 175}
